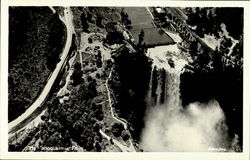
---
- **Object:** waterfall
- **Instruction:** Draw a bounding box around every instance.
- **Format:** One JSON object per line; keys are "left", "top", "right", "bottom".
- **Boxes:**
{"left": 141, "top": 44, "right": 234, "bottom": 152}
{"left": 147, "top": 66, "right": 182, "bottom": 111}
{"left": 146, "top": 44, "right": 186, "bottom": 109}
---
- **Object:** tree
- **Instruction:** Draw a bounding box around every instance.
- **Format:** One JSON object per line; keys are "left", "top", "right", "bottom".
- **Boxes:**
{"left": 96, "top": 59, "right": 102, "bottom": 68}
{"left": 46, "top": 52, "right": 60, "bottom": 71}
{"left": 93, "top": 122, "right": 101, "bottom": 132}
{"left": 105, "top": 31, "right": 124, "bottom": 45}
{"left": 121, "top": 9, "right": 132, "bottom": 27}
{"left": 120, "top": 8, "right": 126, "bottom": 19}
{"left": 87, "top": 12, "right": 94, "bottom": 23}
{"left": 62, "top": 130, "right": 71, "bottom": 147}
{"left": 44, "top": 132, "right": 62, "bottom": 147}
{"left": 73, "top": 120, "right": 84, "bottom": 134}
{"left": 81, "top": 12, "right": 89, "bottom": 32}
{"left": 138, "top": 29, "right": 144, "bottom": 46}
{"left": 212, "top": 49, "right": 223, "bottom": 72}
{"left": 111, "top": 123, "right": 124, "bottom": 137}
{"left": 94, "top": 142, "right": 102, "bottom": 151}
{"left": 121, "top": 130, "right": 130, "bottom": 141}
{"left": 96, "top": 73, "right": 101, "bottom": 79}
{"left": 87, "top": 81, "right": 98, "bottom": 99}
{"left": 96, "top": 13, "right": 104, "bottom": 28}
{"left": 94, "top": 107, "right": 104, "bottom": 121}
{"left": 70, "top": 62, "right": 84, "bottom": 86}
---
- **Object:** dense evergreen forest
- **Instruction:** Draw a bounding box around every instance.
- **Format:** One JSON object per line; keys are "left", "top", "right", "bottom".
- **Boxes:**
{"left": 8, "top": 7, "right": 65, "bottom": 122}
{"left": 109, "top": 46, "right": 152, "bottom": 140}
{"left": 185, "top": 7, "right": 243, "bottom": 40}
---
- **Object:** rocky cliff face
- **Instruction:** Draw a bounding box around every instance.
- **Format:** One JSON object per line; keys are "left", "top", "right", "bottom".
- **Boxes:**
{"left": 110, "top": 48, "right": 152, "bottom": 140}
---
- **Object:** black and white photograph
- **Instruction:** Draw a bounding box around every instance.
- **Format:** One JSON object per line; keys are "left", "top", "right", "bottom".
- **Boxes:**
{"left": 1, "top": 1, "right": 249, "bottom": 159}
{"left": 6, "top": 5, "right": 244, "bottom": 152}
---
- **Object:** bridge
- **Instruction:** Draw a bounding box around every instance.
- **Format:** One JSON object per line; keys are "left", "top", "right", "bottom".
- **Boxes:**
{"left": 155, "top": 7, "right": 214, "bottom": 52}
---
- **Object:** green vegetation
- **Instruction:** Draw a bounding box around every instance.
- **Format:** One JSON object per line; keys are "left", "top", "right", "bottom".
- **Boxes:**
{"left": 8, "top": 7, "right": 65, "bottom": 122}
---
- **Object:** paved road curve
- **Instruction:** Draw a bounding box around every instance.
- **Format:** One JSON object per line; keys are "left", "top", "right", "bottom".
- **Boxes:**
{"left": 9, "top": 7, "right": 74, "bottom": 134}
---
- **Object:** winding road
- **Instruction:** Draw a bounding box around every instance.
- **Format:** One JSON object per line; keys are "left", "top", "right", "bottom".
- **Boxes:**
{"left": 9, "top": 7, "right": 74, "bottom": 134}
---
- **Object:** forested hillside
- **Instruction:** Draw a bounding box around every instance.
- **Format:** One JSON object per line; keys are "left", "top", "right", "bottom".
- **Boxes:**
{"left": 8, "top": 7, "right": 65, "bottom": 122}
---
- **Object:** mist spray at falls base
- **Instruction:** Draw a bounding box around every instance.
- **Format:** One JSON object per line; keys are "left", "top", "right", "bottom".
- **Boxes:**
{"left": 141, "top": 99, "right": 229, "bottom": 151}
{"left": 140, "top": 45, "right": 239, "bottom": 152}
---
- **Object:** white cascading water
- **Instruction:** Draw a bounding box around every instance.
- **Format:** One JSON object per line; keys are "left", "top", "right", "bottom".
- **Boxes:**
{"left": 141, "top": 44, "right": 236, "bottom": 152}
